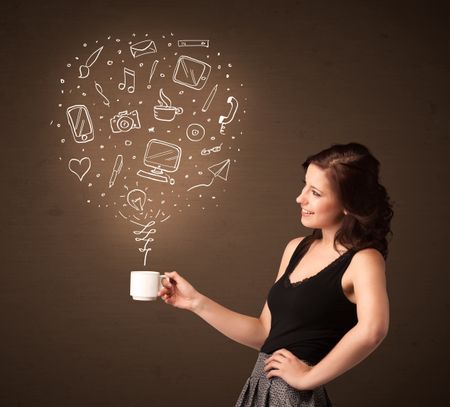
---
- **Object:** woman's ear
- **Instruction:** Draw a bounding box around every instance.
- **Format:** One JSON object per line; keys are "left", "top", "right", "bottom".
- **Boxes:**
{"left": 343, "top": 209, "right": 348, "bottom": 216}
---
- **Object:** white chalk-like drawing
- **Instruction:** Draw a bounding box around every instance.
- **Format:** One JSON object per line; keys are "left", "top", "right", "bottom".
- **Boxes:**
{"left": 110, "top": 110, "right": 141, "bottom": 133}
{"left": 219, "top": 96, "right": 239, "bottom": 135}
{"left": 66, "top": 105, "right": 94, "bottom": 143}
{"left": 172, "top": 55, "right": 211, "bottom": 91}
{"left": 186, "top": 123, "right": 205, "bottom": 142}
{"left": 118, "top": 67, "right": 136, "bottom": 93}
{"left": 201, "top": 84, "right": 218, "bottom": 112}
{"left": 78, "top": 46, "right": 104, "bottom": 79}
{"left": 130, "top": 219, "right": 156, "bottom": 266}
{"left": 177, "top": 39, "right": 209, "bottom": 48}
{"left": 187, "top": 158, "right": 230, "bottom": 191}
{"left": 109, "top": 154, "right": 123, "bottom": 188}
{"left": 137, "top": 139, "right": 182, "bottom": 185}
{"left": 68, "top": 157, "right": 91, "bottom": 181}
{"left": 127, "top": 189, "right": 147, "bottom": 211}
{"left": 201, "top": 142, "right": 223, "bottom": 156}
{"left": 153, "top": 89, "right": 183, "bottom": 122}
{"left": 147, "top": 59, "right": 159, "bottom": 90}
{"left": 94, "top": 80, "right": 110, "bottom": 107}
{"left": 130, "top": 39, "right": 157, "bottom": 58}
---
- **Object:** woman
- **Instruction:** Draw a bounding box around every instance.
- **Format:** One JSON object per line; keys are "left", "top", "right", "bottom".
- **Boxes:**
{"left": 158, "top": 142, "right": 393, "bottom": 406}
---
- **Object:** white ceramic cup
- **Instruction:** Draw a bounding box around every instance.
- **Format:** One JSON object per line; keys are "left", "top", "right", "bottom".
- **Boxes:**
{"left": 130, "top": 271, "right": 168, "bottom": 301}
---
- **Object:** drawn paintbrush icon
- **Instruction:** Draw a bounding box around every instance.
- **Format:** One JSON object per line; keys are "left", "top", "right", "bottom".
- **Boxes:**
{"left": 79, "top": 46, "right": 104, "bottom": 79}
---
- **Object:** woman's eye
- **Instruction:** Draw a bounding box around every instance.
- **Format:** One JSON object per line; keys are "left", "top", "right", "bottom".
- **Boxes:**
{"left": 312, "top": 191, "right": 321, "bottom": 197}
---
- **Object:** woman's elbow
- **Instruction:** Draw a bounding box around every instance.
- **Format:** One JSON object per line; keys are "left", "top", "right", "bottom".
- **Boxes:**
{"left": 361, "top": 321, "right": 389, "bottom": 347}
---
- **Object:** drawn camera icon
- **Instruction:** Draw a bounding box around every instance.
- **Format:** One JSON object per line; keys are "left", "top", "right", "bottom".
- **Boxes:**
{"left": 110, "top": 110, "right": 141, "bottom": 133}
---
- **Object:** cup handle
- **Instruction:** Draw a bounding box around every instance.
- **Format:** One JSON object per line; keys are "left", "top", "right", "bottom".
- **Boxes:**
{"left": 159, "top": 275, "right": 169, "bottom": 290}
{"left": 176, "top": 107, "right": 183, "bottom": 115}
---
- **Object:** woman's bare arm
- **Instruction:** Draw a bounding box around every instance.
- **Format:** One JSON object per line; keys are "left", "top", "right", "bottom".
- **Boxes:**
{"left": 191, "top": 237, "right": 303, "bottom": 349}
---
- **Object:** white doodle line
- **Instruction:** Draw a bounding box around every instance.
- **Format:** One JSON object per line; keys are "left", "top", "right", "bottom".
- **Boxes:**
{"left": 79, "top": 46, "right": 103, "bottom": 79}
{"left": 118, "top": 67, "right": 135, "bottom": 93}
{"left": 177, "top": 39, "right": 209, "bottom": 48}
{"left": 186, "top": 123, "right": 205, "bottom": 142}
{"left": 127, "top": 189, "right": 147, "bottom": 211}
{"left": 94, "top": 80, "right": 110, "bottom": 107}
{"left": 147, "top": 59, "right": 159, "bottom": 90}
{"left": 173, "top": 55, "right": 211, "bottom": 91}
{"left": 130, "top": 219, "right": 156, "bottom": 266}
{"left": 187, "top": 158, "right": 230, "bottom": 191}
{"left": 66, "top": 105, "right": 95, "bottom": 143}
{"left": 201, "top": 143, "right": 223, "bottom": 156}
{"left": 154, "top": 89, "right": 183, "bottom": 122}
{"left": 137, "top": 138, "right": 182, "bottom": 185}
{"left": 109, "top": 154, "right": 123, "bottom": 188}
{"left": 130, "top": 39, "right": 157, "bottom": 58}
{"left": 110, "top": 110, "right": 141, "bottom": 133}
{"left": 68, "top": 157, "right": 91, "bottom": 181}
{"left": 219, "top": 96, "right": 239, "bottom": 135}
{"left": 201, "top": 84, "right": 218, "bottom": 112}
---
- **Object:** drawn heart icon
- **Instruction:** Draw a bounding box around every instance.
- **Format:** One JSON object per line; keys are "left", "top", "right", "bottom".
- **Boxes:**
{"left": 68, "top": 157, "right": 91, "bottom": 181}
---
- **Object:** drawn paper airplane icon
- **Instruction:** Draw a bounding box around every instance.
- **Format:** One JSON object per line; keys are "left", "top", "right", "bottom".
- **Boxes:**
{"left": 187, "top": 158, "right": 231, "bottom": 192}
{"left": 208, "top": 159, "right": 230, "bottom": 181}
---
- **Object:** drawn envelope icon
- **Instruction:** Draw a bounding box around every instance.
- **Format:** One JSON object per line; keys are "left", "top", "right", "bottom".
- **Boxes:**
{"left": 129, "top": 40, "right": 157, "bottom": 58}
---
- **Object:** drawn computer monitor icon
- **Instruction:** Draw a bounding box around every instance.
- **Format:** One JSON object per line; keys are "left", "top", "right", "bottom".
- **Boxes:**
{"left": 137, "top": 139, "right": 182, "bottom": 185}
{"left": 172, "top": 55, "right": 211, "bottom": 90}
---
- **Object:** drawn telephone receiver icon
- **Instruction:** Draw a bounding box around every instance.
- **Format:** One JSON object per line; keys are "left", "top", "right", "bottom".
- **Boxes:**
{"left": 219, "top": 96, "right": 239, "bottom": 135}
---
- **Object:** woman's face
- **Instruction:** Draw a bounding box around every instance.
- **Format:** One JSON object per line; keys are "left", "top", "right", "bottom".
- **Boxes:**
{"left": 296, "top": 163, "right": 345, "bottom": 229}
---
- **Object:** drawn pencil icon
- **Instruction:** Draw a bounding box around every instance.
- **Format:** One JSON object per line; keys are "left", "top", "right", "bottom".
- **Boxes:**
{"left": 109, "top": 154, "right": 124, "bottom": 188}
{"left": 201, "top": 84, "right": 218, "bottom": 112}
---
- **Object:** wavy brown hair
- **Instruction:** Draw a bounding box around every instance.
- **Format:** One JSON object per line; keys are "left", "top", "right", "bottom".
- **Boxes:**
{"left": 302, "top": 142, "right": 394, "bottom": 259}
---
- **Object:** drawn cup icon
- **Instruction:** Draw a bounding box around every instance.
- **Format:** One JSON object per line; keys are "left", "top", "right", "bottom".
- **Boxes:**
{"left": 153, "top": 88, "right": 183, "bottom": 122}
{"left": 153, "top": 105, "right": 183, "bottom": 122}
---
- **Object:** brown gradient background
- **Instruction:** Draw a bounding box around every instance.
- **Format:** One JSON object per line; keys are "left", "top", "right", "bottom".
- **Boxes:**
{"left": 2, "top": 1, "right": 449, "bottom": 406}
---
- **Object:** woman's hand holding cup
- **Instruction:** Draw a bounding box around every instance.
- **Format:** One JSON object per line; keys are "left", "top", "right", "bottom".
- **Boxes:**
{"left": 158, "top": 271, "right": 202, "bottom": 311}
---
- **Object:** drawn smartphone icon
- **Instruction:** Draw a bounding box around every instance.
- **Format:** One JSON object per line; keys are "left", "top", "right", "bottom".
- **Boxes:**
{"left": 172, "top": 55, "right": 211, "bottom": 90}
{"left": 66, "top": 104, "right": 95, "bottom": 143}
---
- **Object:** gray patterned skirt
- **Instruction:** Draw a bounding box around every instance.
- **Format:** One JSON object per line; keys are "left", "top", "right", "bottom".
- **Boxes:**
{"left": 235, "top": 352, "right": 332, "bottom": 407}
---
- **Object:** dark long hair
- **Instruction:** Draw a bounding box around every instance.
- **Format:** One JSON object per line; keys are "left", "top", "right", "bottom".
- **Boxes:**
{"left": 302, "top": 142, "right": 394, "bottom": 259}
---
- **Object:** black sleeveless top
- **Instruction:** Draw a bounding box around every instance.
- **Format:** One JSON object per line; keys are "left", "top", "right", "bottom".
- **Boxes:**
{"left": 260, "top": 235, "right": 358, "bottom": 365}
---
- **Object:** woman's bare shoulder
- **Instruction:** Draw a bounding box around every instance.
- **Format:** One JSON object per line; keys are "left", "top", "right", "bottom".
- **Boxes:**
{"left": 353, "top": 247, "right": 385, "bottom": 263}
{"left": 349, "top": 247, "right": 386, "bottom": 277}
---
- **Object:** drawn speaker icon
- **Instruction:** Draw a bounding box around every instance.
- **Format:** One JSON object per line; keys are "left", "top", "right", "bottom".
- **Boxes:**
{"left": 66, "top": 105, "right": 95, "bottom": 143}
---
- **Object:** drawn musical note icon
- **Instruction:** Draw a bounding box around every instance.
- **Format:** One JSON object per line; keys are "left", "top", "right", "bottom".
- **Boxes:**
{"left": 118, "top": 67, "right": 136, "bottom": 93}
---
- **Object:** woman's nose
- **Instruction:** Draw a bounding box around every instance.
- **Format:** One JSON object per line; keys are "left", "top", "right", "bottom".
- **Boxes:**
{"left": 296, "top": 192, "right": 305, "bottom": 204}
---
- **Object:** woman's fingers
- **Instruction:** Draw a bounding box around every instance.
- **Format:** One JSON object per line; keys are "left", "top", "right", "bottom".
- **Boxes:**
{"left": 158, "top": 286, "right": 172, "bottom": 297}
{"left": 161, "top": 278, "right": 172, "bottom": 289}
